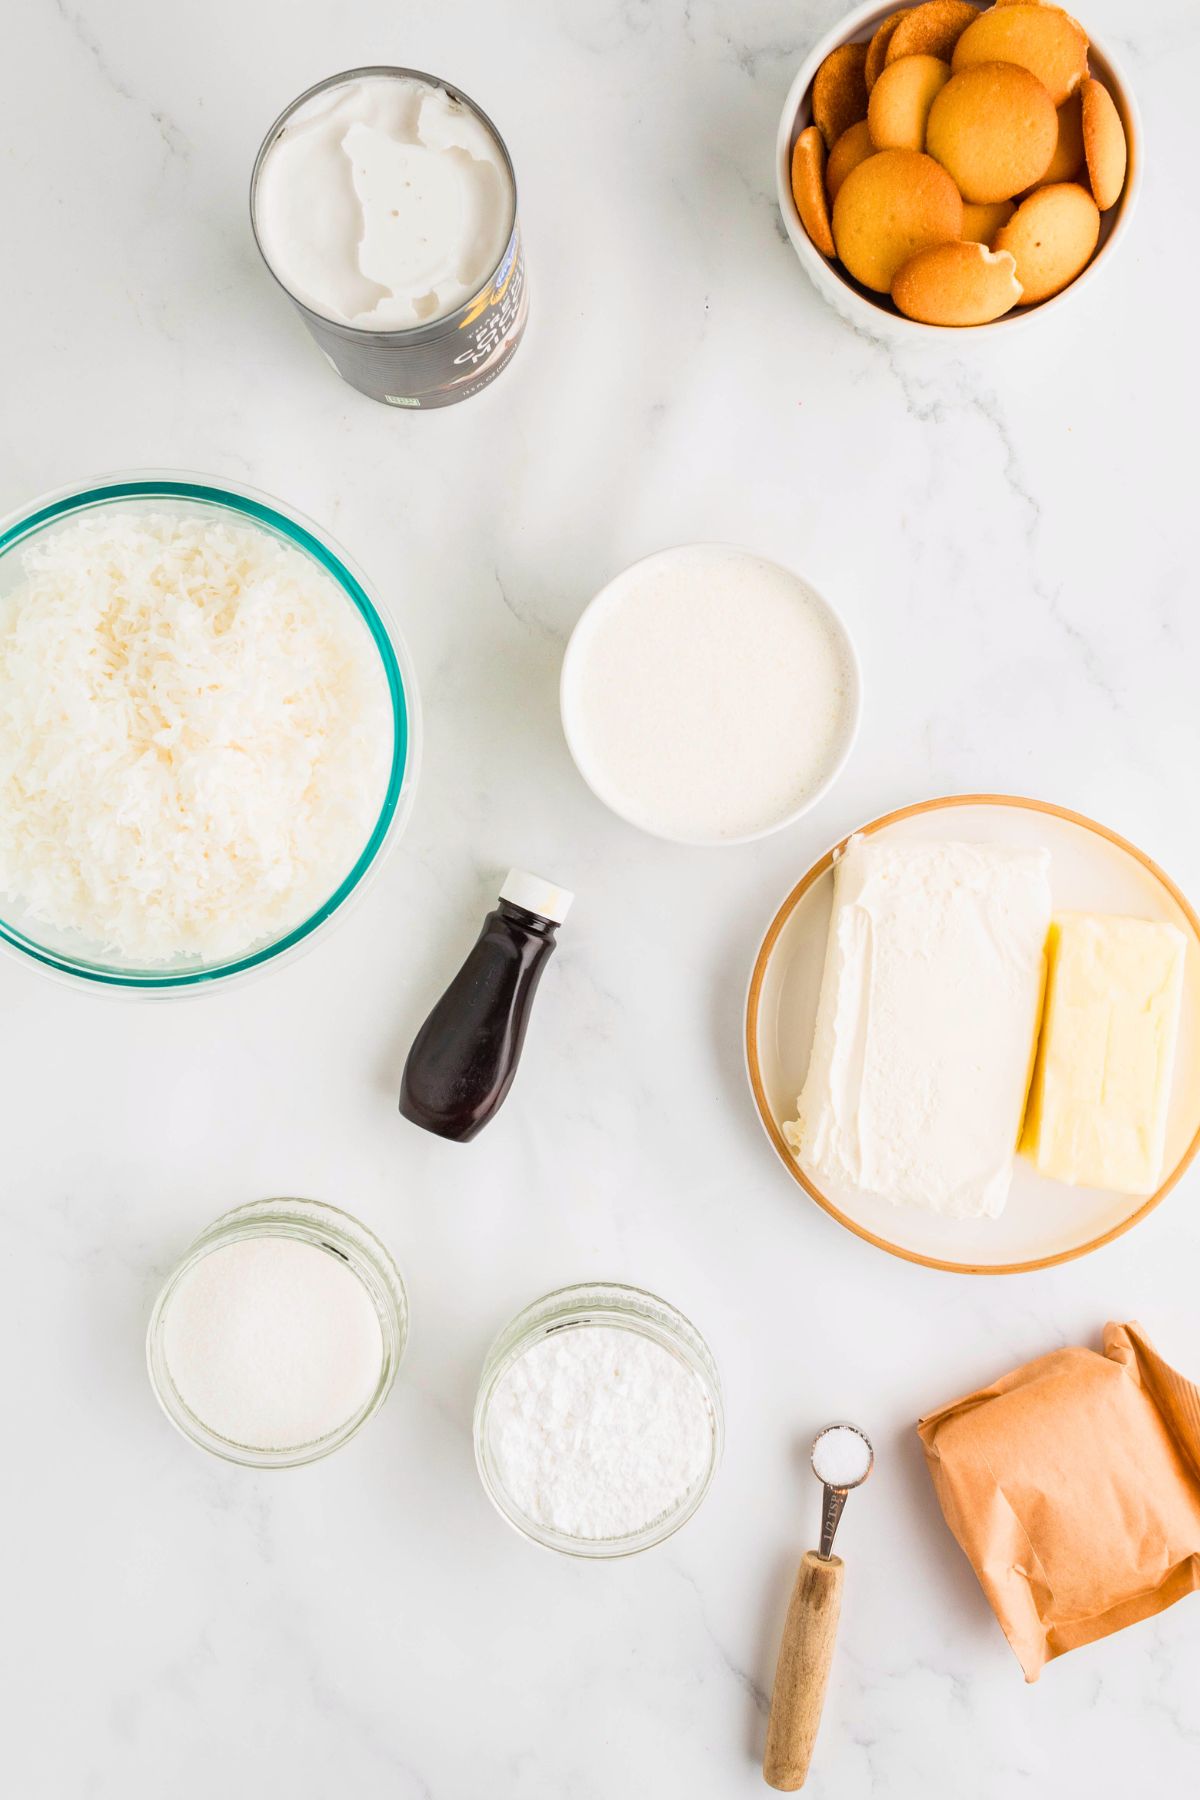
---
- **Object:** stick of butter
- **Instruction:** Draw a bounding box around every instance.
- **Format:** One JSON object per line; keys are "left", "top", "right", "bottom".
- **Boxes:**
{"left": 1022, "top": 914, "right": 1187, "bottom": 1194}
{"left": 786, "top": 836, "right": 1052, "bottom": 1218}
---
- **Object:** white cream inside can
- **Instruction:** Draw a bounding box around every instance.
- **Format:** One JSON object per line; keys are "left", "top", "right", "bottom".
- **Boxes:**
{"left": 254, "top": 74, "right": 514, "bottom": 330}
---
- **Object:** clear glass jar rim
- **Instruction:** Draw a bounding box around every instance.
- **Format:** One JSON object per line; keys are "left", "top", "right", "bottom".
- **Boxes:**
{"left": 248, "top": 66, "right": 520, "bottom": 344}
{"left": 474, "top": 1282, "right": 724, "bottom": 1558}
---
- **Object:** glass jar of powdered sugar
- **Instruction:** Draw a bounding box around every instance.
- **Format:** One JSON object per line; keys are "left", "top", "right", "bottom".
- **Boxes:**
{"left": 474, "top": 1284, "right": 724, "bottom": 1558}
{"left": 147, "top": 1199, "right": 407, "bottom": 1469}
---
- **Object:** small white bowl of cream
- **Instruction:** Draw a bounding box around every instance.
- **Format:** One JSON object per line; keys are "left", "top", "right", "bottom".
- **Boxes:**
{"left": 147, "top": 1199, "right": 408, "bottom": 1468}
{"left": 474, "top": 1283, "right": 723, "bottom": 1557}
{"left": 560, "top": 545, "right": 861, "bottom": 846}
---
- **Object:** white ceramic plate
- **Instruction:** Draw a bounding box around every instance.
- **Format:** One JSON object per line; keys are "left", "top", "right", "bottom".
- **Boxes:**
{"left": 746, "top": 796, "right": 1200, "bottom": 1273}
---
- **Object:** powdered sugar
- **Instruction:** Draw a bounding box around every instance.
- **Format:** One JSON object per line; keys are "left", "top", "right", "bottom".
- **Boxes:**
{"left": 486, "top": 1325, "right": 714, "bottom": 1541}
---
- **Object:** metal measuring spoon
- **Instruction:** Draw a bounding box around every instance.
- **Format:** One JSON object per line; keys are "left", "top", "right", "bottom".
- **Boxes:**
{"left": 763, "top": 1423, "right": 874, "bottom": 1792}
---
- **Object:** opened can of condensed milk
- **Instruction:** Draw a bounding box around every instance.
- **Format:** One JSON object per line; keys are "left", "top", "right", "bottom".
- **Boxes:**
{"left": 250, "top": 67, "right": 528, "bottom": 409}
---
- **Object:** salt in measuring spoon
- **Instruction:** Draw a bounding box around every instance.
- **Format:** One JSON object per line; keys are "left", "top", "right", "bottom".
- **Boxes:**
{"left": 763, "top": 1423, "right": 874, "bottom": 1791}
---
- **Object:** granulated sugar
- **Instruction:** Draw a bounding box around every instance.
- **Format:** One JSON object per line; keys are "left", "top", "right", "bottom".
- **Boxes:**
{"left": 486, "top": 1325, "right": 713, "bottom": 1540}
{"left": 565, "top": 545, "right": 856, "bottom": 843}
{"left": 162, "top": 1236, "right": 384, "bottom": 1451}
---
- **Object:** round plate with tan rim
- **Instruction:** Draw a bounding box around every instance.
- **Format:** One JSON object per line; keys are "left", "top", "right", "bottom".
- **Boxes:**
{"left": 746, "top": 796, "right": 1200, "bottom": 1274}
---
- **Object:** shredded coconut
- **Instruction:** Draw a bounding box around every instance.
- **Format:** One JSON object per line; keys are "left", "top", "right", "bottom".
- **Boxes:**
{"left": 0, "top": 506, "right": 392, "bottom": 963}
{"left": 487, "top": 1325, "right": 714, "bottom": 1540}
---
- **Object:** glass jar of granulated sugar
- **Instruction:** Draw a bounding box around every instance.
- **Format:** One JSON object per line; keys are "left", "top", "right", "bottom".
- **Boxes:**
{"left": 147, "top": 1199, "right": 407, "bottom": 1468}
{"left": 474, "top": 1284, "right": 724, "bottom": 1557}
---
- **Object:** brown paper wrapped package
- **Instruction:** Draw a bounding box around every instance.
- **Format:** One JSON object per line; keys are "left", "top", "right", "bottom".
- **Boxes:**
{"left": 917, "top": 1323, "right": 1200, "bottom": 1681}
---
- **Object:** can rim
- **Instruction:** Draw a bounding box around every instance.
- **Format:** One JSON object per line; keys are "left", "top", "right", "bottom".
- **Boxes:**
{"left": 248, "top": 65, "right": 520, "bottom": 344}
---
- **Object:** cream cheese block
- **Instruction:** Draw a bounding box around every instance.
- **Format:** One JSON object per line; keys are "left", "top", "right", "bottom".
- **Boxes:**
{"left": 785, "top": 836, "right": 1051, "bottom": 1218}
{"left": 1022, "top": 914, "right": 1187, "bottom": 1194}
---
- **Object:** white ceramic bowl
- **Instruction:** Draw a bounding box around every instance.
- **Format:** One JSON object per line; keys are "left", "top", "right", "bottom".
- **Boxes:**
{"left": 560, "top": 544, "right": 862, "bottom": 847}
{"left": 776, "top": 0, "right": 1143, "bottom": 340}
{"left": 147, "top": 1198, "right": 409, "bottom": 1467}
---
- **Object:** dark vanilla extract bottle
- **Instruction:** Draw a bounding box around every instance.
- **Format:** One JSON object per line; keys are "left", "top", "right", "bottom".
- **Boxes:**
{"left": 398, "top": 871, "right": 573, "bottom": 1142}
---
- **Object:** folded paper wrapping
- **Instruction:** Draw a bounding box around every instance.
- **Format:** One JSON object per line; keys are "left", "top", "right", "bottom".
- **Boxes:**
{"left": 917, "top": 1323, "right": 1200, "bottom": 1681}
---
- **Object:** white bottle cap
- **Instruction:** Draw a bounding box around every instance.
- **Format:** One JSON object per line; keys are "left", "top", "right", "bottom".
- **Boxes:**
{"left": 500, "top": 869, "right": 574, "bottom": 925}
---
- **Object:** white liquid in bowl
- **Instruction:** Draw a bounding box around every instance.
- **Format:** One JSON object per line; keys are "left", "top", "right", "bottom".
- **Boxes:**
{"left": 562, "top": 545, "right": 859, "bottom": 844}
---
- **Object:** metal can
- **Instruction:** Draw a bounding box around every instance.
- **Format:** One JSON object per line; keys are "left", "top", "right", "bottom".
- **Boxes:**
{"left": 250, "top": 67, "right": 528, "bottom": 411}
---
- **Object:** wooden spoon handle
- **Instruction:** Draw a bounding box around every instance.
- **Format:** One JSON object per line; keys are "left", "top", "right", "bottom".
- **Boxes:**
{"left": 762, "top": 1550, "right": 845, "bottom": 1791}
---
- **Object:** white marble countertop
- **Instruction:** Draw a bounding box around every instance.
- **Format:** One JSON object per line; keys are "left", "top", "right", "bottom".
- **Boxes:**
{"left": 4, "top": 1, "right": 1199, "bottom": 1794}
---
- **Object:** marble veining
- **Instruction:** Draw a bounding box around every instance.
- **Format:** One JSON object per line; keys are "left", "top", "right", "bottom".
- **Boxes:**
{"left": 3, "top": 0, "right": 1200, "bottom": 1795}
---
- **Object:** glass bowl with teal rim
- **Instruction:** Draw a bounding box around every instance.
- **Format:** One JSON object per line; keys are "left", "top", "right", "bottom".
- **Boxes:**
{"left": 0, "top": 472, "right": 420, "bottom": 993}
